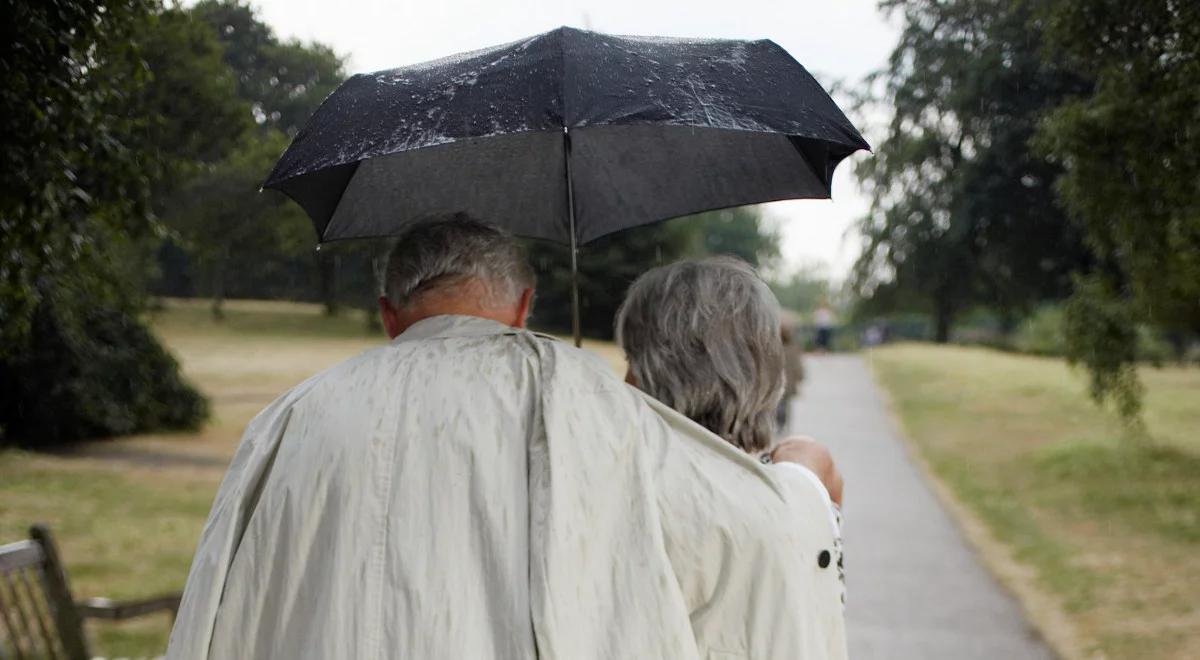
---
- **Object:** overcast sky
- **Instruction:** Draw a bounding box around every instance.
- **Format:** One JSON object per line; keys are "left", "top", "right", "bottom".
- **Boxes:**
{"left": 249, "top": 0, "right": 898, "bottom": 280}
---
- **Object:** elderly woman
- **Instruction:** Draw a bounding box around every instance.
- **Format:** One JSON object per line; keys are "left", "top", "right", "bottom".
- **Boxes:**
{"left": 618, "top": 257, "right": 837, "bottom": 466}
{"left": 616, "top": 256, "right": 846, "bottom": 609}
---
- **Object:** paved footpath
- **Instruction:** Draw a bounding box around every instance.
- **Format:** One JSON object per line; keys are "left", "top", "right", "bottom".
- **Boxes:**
{"left": 786, "top": 354, "right": 1055, "bottom": 660}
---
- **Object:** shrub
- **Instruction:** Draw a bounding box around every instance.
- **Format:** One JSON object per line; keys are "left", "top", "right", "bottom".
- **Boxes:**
{"left": 1013, "top": 306, "right": 1068, "bottom": 357}
{"left": 1134, "top": 326, "right": 1173, "bottom": 365}
{"left": 0, "top": 286, "right": 208, "bottom": 448}
{"left": 1013, "top": 304, "right": 1174, "bottom": 365}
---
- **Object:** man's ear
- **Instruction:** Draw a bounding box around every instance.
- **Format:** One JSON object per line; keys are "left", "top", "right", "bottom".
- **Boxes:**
{"left": 379, "top": 296, "right": 402, "bottom": 339}
{"left": 512, "top": 288, "right": 535, "bottom": 329}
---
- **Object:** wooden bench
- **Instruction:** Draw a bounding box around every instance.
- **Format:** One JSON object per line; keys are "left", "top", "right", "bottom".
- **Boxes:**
{"left": 0, "top": 524, "right": 182, "bottom": 659}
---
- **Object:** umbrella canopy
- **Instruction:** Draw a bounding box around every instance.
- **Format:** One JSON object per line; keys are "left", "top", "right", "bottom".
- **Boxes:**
{"left": 264, "top": 26, "right": 869, "bottom": 246}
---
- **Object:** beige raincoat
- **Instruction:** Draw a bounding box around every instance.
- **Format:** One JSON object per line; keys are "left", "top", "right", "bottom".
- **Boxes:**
{"left": 167, "top": 315, "right": 846, "bottom": 660}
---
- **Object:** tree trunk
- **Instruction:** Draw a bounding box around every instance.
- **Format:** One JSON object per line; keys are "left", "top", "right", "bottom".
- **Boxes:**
{"left": 997, "top": 309, "right": 1018, "bottom": 338}
{"left": 364, "top": 307, "right": 382, "bottom": 334}
{"left": 364, "top": 256, "right": 382, "bottom": 334}
{"left": 319, "top": 252, "right": 339, "bottom": 317}
{"left": 1166, "top": 330, "right": 1188, "bottom": 365}
{"left": 933, "top": 306, "right": 953, "bottom": 344}
{"left": 210, "top": 254, "right": 226, "bottom": 322}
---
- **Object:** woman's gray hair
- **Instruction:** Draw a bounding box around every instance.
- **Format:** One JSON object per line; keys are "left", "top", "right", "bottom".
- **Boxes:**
{"left": 383, "top": 214, "right": 535, "bottom": 309}
{"left": 616, "top": 256, "right": 784, "bottom": 453}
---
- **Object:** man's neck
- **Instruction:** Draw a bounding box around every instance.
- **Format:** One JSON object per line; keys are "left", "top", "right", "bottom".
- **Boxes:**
{"left": 393, "top": 305, "right": 518, "bottom": 336}
{"left": 382, "top": 279, "right": 530, "bottom": 339}
{"left": 391, "top": 283, "right": 522, "bottom": 337}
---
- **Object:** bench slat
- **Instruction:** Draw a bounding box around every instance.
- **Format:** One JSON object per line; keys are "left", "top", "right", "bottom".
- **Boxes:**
{"left": 0, "top": 542, "right": 43, "bottom": 575}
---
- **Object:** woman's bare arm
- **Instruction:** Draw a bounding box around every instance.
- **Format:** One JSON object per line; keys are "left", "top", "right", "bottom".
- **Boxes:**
{"left": 770, "top": 437, "right": 844, "bottom": 507}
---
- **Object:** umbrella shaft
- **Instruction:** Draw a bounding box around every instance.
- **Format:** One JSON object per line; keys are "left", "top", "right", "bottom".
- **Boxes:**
{"left": 570, "top": 232, "right": 581, "bottom": 348}
{"left": 564, "top": 128, "right": 582, "bottom": 348}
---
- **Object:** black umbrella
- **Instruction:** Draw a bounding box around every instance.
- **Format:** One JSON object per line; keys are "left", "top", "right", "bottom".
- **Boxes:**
{"left": 264, "top": 26, "right": 869, "bottom": 344}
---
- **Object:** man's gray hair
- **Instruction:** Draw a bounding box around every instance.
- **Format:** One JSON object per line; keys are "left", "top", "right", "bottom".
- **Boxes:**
{"left": 383, "top": 214, "right": 535, "bottom": 309}
{"left": 616, "top": 256, "right": 784, "bottom": 453}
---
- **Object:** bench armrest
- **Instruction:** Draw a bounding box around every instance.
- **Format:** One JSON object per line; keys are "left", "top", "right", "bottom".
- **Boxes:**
{"left": 76, "top": 594, "right": 182, "bottom": 621}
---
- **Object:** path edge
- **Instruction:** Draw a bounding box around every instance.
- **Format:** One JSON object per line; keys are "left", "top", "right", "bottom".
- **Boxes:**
{"left": 861, "top": 351, "right": 1093, "bottom": 660}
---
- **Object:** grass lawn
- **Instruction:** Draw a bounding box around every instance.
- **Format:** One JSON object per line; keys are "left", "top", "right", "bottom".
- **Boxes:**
{"left": 0, "top": 298, "right": 624, "bottom": 656}
{"left": 868, "top": 343, "right": 1200, "bottom": 660}
{"left": 21, "top": 299, "right": 1195, "bottom": 657}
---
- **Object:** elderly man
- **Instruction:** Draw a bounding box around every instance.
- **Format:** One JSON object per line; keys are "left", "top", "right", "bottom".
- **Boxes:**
{"left": 167, "top": 217, "right": 844, "bottom": 660}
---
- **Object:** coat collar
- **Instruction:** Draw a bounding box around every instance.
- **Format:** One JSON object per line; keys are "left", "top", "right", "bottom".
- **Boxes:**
{"left": 392, "top": 314, "right": 522, "bottom": 345}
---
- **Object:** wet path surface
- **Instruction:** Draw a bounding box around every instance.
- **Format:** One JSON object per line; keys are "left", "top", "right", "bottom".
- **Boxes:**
{"left": 786, "top": 353, "right": 1055, "bottom": 660}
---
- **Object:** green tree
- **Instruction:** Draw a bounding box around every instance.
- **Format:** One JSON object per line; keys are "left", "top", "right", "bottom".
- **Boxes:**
{"left": 2, "top": 0, "right": 154, "bottom": 349}
{"left": 1036, "top": 0, "right": 1200, "bottom": 420}
{"left": 0, "top": 0, "right": 230, "bottom": 446}
{"left": 193, "top": 0, "right": 344, "bottom": 136}
{"left": 526, "top": 207, "right": 780, "bottom": 339}
{"left": 167, "top": 131, "right": 314, "bottom": 319}
{"left": 156, "top": 0, "right": 346, "bottom": 315}
{"left": 771, "top": 264, "right": 833, "bottom": 316}
{"left": 136, "top": 6, "right": 252, "bottom": 183}
{"left": 854, "top": 0, "right": 1091, "bottom": 342}
{"left": 677, "top": 207, "right": 781, "bottom": 269}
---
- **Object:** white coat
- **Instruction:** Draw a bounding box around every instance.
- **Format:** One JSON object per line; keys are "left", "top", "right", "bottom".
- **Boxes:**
{"left": 167, "top": 315, "right": 846, "bottom": 660}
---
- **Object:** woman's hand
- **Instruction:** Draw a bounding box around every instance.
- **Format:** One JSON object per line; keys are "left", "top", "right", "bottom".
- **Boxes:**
{"left": 771, "top": 437, "right": 844, "bottom": 507}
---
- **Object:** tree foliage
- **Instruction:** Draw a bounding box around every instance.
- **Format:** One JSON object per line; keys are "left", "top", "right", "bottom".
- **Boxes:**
{"left": 857, "top": 0, "right": 1199, "bottom": 422}
{"left": 136, "top": 6, "right": 252, "bottom": 181}
{"left": 0, "top": 0, "right": 222, "bottom": 446}
{"left": 527, "top": 207, "right": 780, "bottom": 338}
{"left": 154, "top": 0, "right": 346, "bottom": 318}
{"left": 193, "top": 0, "right": 344, "bottom": 136}
{"left": 853, "top": 0, "right": 1091, "bottom": 342}
{"left": 2, "top": 0, "right": 155, "bottom": 348}
{"left": 166, "top": 131, "right": 315, "bottom": 318}
{"left": 771, "top": 264, "right": 834, "bottom": 316}
{"left": 1036, "top": 0, "right": 1200, "bottom": 417}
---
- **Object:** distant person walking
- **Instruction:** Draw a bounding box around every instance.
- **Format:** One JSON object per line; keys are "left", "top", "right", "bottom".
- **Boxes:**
{"left": 814, "top": 302, "right": 836, "bottom": 352}
{"left": 863, "top": 322, "right": 886, "bottom": 347}
{"left": 777, "top": 322, "right": 805, "bottom": 430}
